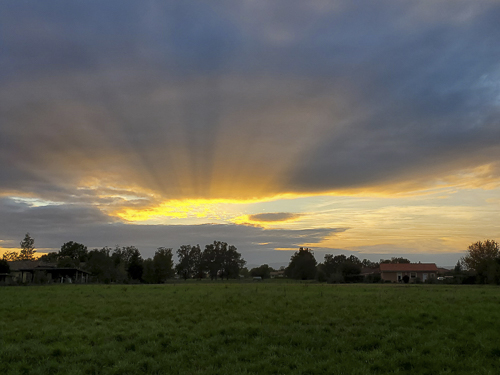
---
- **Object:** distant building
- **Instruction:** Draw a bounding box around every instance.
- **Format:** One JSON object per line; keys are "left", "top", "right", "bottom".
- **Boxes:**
{"left": 8, "top": 260, "right": 90, "bottom": 284}
{"left": 380, "top": 263, "right": 438, "bottom": 283}
{"left": 270, "top": 270, "right": 285, "bottom": 278}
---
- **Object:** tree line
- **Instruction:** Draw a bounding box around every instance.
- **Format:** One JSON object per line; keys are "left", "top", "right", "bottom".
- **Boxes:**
{"left": 2, "top": 234, "right": 499, "bottom": 285}
{"left": 0, "top": 234, "right": 245, "bottom": 284}
{"left": 271, "top": 247, "right": 409, "bottom": 283}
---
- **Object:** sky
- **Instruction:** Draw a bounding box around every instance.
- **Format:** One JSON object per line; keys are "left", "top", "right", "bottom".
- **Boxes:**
{"left": 1, "top": 0, "right": 499, "bottom": 267}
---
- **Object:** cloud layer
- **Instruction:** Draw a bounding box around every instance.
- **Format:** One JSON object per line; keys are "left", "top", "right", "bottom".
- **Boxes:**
{"left": 1, "top": 0, "right": 500, "bottom": 206}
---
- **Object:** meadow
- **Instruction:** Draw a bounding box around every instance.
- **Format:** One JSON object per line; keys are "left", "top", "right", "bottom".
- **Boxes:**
{"left": 1, "top": 282, "right": 500, "bottom": 375}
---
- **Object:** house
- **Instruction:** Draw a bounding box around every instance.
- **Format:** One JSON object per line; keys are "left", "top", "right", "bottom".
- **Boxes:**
{"left": 9, "top": 260, "right": 91, "bottom": 284}
{"left": 270, "top": 270, "right": 285, "bottom": 278}
{"left": 380, "top": 263, "right": 438, "bottom": 283}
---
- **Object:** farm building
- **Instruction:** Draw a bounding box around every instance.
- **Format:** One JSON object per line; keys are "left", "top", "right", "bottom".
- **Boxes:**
{"left": 8, "top": 260, "right": 90, "bottom": 284}
{"left": 380, "top": 263, "right": 438, "bottom": 283}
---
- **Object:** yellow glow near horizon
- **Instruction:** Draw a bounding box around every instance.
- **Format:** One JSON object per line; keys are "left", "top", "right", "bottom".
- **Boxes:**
{"left": 114, "top": 198, "right": 258, "bottom": 222}
{"left": 0, "top": 247, "right": 50, "bottom": 259}
{"left": 231, "top": 213, "right": 304, "bottom": 228}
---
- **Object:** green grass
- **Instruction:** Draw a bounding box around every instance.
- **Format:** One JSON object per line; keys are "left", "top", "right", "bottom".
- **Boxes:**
{"left": 1, "top": 282, "right": 500, "bottom": 374}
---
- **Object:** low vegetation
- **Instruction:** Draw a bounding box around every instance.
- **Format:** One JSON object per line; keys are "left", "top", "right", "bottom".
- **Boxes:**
{"left": 1, "top": 282, "right": 500, "bottom": 374}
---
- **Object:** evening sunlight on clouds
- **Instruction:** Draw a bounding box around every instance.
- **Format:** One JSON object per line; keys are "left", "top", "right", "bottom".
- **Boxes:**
{"left": 1, "top": 0, "right": 499, "bottom": 266}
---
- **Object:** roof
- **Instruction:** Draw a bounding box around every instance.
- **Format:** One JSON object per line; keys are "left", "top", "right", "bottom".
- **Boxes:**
{"left": 8, "top": 260, "right": 56, "bottom": 271}
{"left": 14, "top": 267, "right": 90, "bottom": 274}
{"left": 379, "top": 263, "right": 438, "bottom": 272}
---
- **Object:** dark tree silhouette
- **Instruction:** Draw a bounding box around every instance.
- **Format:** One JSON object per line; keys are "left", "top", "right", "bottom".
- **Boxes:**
{"left": 19, "top": 233, "right": 36, "bottom": 261}
{"left": 176, "top": 245, "right": 201, "bottom": 280}
{"left": 153, "top": 247, "right": 174, "bottom": 283}
{"left": 461, "top": 240, "right": 500, "bottom": 284}
{"left": 127, "top": 247, "right": 144, "bottom": 281}
{"left": 59, "top": 241, "right": 88, "bottom": 262}
{"left": 320, "top": 254, "right": 362, "bottom": 282}
{"left": 203, "top": 242, "right": 221, "bottom": 280}
{"left": 220, "top": 243, "right": 245, "bottom": 279}
{"left": 250, "top": 264, "right": 273, "bottom": 279}
{"left": 202, "top": 241, "right": 245, "bottom": 280}
{"left": 86, "top": 247, "right": 115, "bottom": 283}
{"left": 285, "top": 248, "right": 317, "bottom": 280}
{"left": 381, "top": 257, "right": 411, "bottom": 264}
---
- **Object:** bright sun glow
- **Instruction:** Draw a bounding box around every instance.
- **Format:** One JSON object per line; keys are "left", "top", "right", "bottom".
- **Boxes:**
{"left": 114, "top": 198, "right": 257, "bottom": 222}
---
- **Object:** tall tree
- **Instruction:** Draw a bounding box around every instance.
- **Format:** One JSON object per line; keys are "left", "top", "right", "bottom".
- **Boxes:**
{"left": 190, "top": 245, "right": 204, "bottom": 279}
{"left": 220, "top": 244, "right": 245, "bottom": 279}
{"left": 285, "top": 248, "right": 317, "bottom": 280}
{"left": 19, "top": 233, "right": 36, "bottom": 261}
{"left": 176, "top": 245, "right": 194, "bottom": 280}
{"left": 86, "top": 247, "right": 115, "bottom": 283}
{"left": 127, "top": 247, "right": 144, "bottom": 281}
{"left": 202, "top": 241, "right": 245, "bottom": 280}
{"left": 461, "top": 240, "right": 500, "bottom": 284}
{"left": 59, "top": 241, "right": 88, "bottom": 262}
{"left": 111, "top": 246, "right": 137, "bottom": 282}
{"left": 153, "top": 247, "right": 174, "bottom": 283}
{"left": 203, "top": 242, "right": 222, "bottom": 280}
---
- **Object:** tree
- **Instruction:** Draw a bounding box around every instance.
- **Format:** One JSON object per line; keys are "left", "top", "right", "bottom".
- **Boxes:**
{"left": 322, "top": 254, "right": 346, "bottom": 278}
{"left": 203, "top": 242, "right": 223, "bottom": 280}
{"left": 220, "top": 243, "right": 245, "bottom": 279}
{"left": 239, "top": 267, "right": 250, "bottom": 278}
{"left": 153, "top": 247, "right": 174, "bottom": 283}
{"left": 381, "top": 257, "right": 411, "bottom": 264}
{"left": 85, "top": 247, "right": 116, "bottom": 283}
{"left": 321, "top": 254, "right": 361, "bottom": 283}
{"left": 285, "top": 248, "right": 317, "bottom": 280}
{"left": 2, "top": 251, "right": 20, "bottom": 261}
{"left": 461, "top": 240, "right": 500, "bottom": 284}
{"left": 201, "top": 241, "right": 245, "bottom": 280}
{"left": 38, "top": 252, "right": 59, "bottom": 262}
{"left": 142, "top": 258, "right": 155, "bottom": 284}
{"left": 126, "top": 247, "right": 144, "bottom": 281}
{"left": 250, "top": 264, "right": 273, "bottom": 279}
{"left": 19, "top": 233, "right": 36, "bottom": 261}
{"left": 190, "top": 245, "right": 204, "bottom": 279}
{"left": 340, "top": 261, "right": 362, "bottom": 282}
{"left": 57, "top": 256, "right": 79, "bottom": 268}
{"left": 362, "top": 259, "right": 379, "bottom": 268}
{"left": 176, "top": 245, "right": 197, "bottom": 280}
{"left": 59, "top": 241, "right": 88, "bottom": 262}
{"left": 143, "top": 248, "right": 174, "bottom": 284}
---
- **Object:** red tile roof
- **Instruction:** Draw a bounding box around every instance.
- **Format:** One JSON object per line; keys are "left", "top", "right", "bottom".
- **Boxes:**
{"left": 379, "top": 263, "right": 438, "bottom": 272}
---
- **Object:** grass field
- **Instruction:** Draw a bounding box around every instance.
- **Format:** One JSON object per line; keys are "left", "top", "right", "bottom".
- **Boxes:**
{"left": 1, "top": 282, "right": 500, "bottom": 374}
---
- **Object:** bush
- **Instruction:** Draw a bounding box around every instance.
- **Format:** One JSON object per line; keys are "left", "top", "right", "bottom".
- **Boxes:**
{"left": 316, "top": 268, "right": 327, "bottom": 282}
{"left": 327, "top": 272, "right": 344, "bottom": 284}
{"left": 364, "top": 273, "right": 381, "bottom": 283}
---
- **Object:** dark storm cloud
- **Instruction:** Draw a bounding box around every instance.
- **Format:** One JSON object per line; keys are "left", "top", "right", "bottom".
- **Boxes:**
{"left": 1, "top": 0, "right": 500, "bottom": 199}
